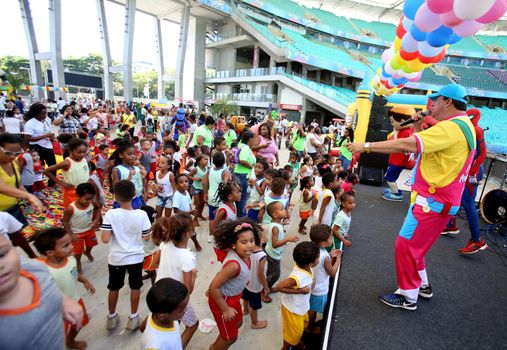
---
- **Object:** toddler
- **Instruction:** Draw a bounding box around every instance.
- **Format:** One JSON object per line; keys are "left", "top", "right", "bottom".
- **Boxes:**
{"left": 332, "top": 192, "right": 356, "bottom": 249}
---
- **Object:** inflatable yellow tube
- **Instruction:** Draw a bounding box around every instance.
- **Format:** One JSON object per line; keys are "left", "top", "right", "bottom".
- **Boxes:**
{"left": 352, "top": 89, "right": 372, "bottom": 144}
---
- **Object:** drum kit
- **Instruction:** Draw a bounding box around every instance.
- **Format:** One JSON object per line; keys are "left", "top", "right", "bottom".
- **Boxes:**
{"left": 478, "top": 152, "right": 506, "bottom": 235}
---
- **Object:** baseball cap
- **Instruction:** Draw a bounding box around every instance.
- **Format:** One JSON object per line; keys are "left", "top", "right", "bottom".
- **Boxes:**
{"left": 428, "top": 84, "right": 468, "bottom": 103}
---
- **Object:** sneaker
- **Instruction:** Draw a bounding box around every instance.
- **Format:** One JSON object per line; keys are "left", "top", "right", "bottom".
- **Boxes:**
{"left": 418, "top": 285, "right": 433, "bottom": 299}
{"left": 382, "top": 192, "right": 403, "bottom": 202}
{"left": 207, "top": 234, "right": 214, "bottom": 243}
{"left": 106, "top": 314, "right": 119, "bottom": 330}
{"left": 383, "top": 188, "right": 391, "bottom": 194}
{"left": 379, "top": 293, "right": 417, "bottom": 311}
{"left": 459, "top": 239, "right": 488, "bottom": 255}
{"left": 441, "top": 226, "right": 460, "bottom": 235}
{"left": 126, "top": 315, "right": 140, "bottom": 331}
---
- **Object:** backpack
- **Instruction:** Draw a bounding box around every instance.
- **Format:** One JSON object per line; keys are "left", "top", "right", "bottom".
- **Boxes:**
{"left": 230, "top": 144, "right": 243, "bottom": 165}
{"left": 175, "top": 108, "right": 186, "bottom": 128}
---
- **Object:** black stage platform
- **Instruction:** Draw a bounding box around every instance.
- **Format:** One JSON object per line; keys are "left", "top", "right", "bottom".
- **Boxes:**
{"left": 325, "top": 184, "right": 507, "bottom": 349}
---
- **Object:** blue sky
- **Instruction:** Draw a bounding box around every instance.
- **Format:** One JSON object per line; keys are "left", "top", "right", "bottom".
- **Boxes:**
{"left": 0, "top": 0, "right": 180, "bottom": 70}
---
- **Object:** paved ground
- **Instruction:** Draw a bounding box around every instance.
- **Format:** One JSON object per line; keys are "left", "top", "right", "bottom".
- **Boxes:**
{"left": 328, "top": 183, "right": 507, "bottom": 350}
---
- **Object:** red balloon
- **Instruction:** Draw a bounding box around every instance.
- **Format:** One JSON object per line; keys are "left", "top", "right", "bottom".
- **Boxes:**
{"left": 418, "top": 53, "right": 435, "bottom": 64}
{"left": 396, "top": 24, "right": 406, "bottom": 39}
{"left": 400, "top": 49, "right": 419, "bottom": 61}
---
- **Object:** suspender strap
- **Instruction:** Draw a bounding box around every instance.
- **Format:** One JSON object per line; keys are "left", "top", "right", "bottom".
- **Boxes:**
{"left": 450, "top": 119, "right": 475, "bottom": 151}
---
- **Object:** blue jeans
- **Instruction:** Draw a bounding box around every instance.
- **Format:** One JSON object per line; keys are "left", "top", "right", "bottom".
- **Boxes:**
{"left": 234, "top": 172, "right": 249, "bottom": 218}
{"left": 339, "top": 155, "right": 351, "bottom": 171}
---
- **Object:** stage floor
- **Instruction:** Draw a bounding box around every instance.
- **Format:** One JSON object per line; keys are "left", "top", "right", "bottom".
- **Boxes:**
{"left": 327, "top": 183, "right": 507, "bottom": 349}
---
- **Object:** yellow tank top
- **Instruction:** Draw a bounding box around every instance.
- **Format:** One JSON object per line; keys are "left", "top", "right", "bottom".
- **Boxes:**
{"left": 62, "top": 158, "right": 90, "bottom": 187}
{"left": 0, "top": 162, "right": 20, "bottom": 211}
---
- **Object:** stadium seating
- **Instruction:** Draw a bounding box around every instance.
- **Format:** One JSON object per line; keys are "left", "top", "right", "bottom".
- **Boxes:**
{"left": 476, "top": 106, "right": 507, "bottom": 154}
{"left": 306, "top": 8, "right": 361, "bottom": 35}
{"left": 351, "top": 19, "right": 396, "bottom": 41}
{"left": 420, "top": 67, "right": 453, "bottom": 86}
{"left": 447, "top": 65, "right": 507, "bottom": 92}
{"left": 476, "top": 35, "right": 507, "bottom": 51}
{"left": 448, "top": 37, "right": 486, "bottom": 52}
{"left": 488, "top": 69, "right": 507, "bottom": 85}
{"left": 286, "top": 73, "right": 357, "bottom": 105}
{"left": 244, "top": 17, "right": 290, "bottom": 48}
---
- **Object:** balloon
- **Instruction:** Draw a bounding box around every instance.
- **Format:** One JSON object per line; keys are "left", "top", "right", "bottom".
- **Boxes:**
{"left": 454, "top": 0, "right": 496, "bottom": 20}
{"left": 427, "top": 0, "right": 454, "bottom": 14}
{"left": 394, "top": 37, "right": 402, "bottom": 51}
{"left": 382, "top": 66, "right": 392, "bottom": 79}
{"left": 440, "top": 10, "right": 464, "bottom": 27}
{"left": 407, "top": 71, "right": 423, "bottom": 82}
{"left": 402, "top": 32, "right": 419, "bottom": 52}
{"left": 427, "top": 25, "right": 454, "bottom": 47}
{"left": 476, "top": 0, "right": 507, "bottom": 24}
{"left": 390, "top": 58, "right": 402, "bottom": 70}
{"left": 418, "top": 40, "right": 444, "bottom": 57}
{"left": 396, "top": 23, "right": 407, "bottom": 39}
{"left": 403, "top": 0, "right": 425, "bottom": 20}
{"left": 384, "top": 62, "right": 396, "bottom": 75}
{"left": 381, "top": 46, "right": 395, "bottom": 62}
{"left": 402, "top": 17, "right": 414, "bottom": 31}
{"left": 392, "top": 76, "right": 408, "bottom": 85}
{"left": 394, "top": 54, "right": 407, "bottom": 66}
{"left": 415, "top": 3, "right": 442, "bottom": 32}
{"left": 448, "top": 33, "right": 462, "bottom": 44}
{"left": 410, "top": 24, "right": 428, "bottom": 41}
{"left": 418, "top": 49, "right": 444, "bottom": 64}
{"left": 453, "top": 20, "right": 484, "bottom": 37}
{"left": 400, "top": 48, "right": 419, "bottom": 61}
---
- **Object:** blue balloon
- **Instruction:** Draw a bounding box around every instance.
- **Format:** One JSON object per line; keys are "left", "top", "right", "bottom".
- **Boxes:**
{"left": 403, "top": 0, "right": 424, "bottom": 20}
{"left": 392, "top": 77, "right": 408, "bottom": 85}
{"left": 448, "top": 33, "right": 462, "bottom": 45}
{"left": 382, "top": 65, "right": 392, "bottom": 79}
{"left": 410, "top": 24, "right": 427, "bottom": 42}
{"left": 427, "top": 25, "right": 454, "bottom": 47}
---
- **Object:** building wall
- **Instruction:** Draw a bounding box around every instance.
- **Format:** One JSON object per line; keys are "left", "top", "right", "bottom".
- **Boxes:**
{"left": 217, "top": 47, "right": 236, "bottom": 71}
{"left": 279, "top": 86, "right": 303, "bottom": 106}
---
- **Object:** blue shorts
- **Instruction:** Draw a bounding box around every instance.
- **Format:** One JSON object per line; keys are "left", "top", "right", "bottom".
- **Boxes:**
{"left": 241, "top": 288, "right": 262, "bottom": 310}
{"left": 310, "top": 294, "right": 328, "bottom": 314}
{"left": 247, "top": 209, "right": 260, "bottom": 222}
{"left": 209, "top": 205, "right": 218, "bottom": 220}
{"left": 384, "top": 164, "right": 405, "bottom": 183}
{"left": 192, "top": 186, "right": 203, "bottom": 195}
{"left": 156, "top": 195, "right": 173, "bottom": 209}
{"left": 113, "top": 195, "right": 145, "bottom": 210}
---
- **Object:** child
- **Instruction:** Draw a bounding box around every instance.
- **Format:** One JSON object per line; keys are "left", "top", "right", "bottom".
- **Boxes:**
{"left": 172, "top": 174, "right": 202, "bottom": 251}
{"left": 184, "top": 146, "right": 197, "bottom": 174}
{"left": 277, "top": 241, "right": 320, "bottom": 350}
{"left": 259, "top": 177, "right": 288, "bottom": 225}
{"left": 88, "top": 161, "right": 106, "bottom": 207}
{"left": 337, "top": 170, "right": 348, "bottom": 186}
{"left": 95, "top": 144, "right": 109, "bottom": 183}
{"left": 163, "top": 141, "right": 181, "bottom": 175}
{"left": 307, "top": 224, "right": 342, "bottom": 333}
{"left": 31, "top": 149, "right": 46, "bottom": 197}
{"left": 141, "top": 278, "right": 190, "bottom": 350}
{"left": 111, "top": 142, "right": 147, "bottom": 209}
{"left": 0, "top": 234, "right": 85, "bottom": 349}
{"left": 152, "top": 214, "right": 198, "bottom": 348}
{"left": 155, "top": 156, "right": 176, "bottom": 218}
{"left": 210, "top": 180, "right": 242, "bottom": 262}
{"left": 242, "top": 240, "right": 269, "bottom": 329}
{"left": 189, "top": 154, "right": 208, "bottom": 225}
{"left": 208, "top": 219, "right": 263, "bottom": 350}
{"left": 315, "top": 172, "right": 338, "bottom": 226}
{"left": 34, "top": 228, "right": 95, "bottom": 350}
{"left": 264, "top": 201, "right": 299, "bottom": 302}
{"left": 298, "top": 155, "right": 314, "bottom": 182}
{"left": 17, "top": 147, "right": 35, "bottom": 194}
{"left": 62, "top": 183, "right": 101, "bottom": 274}
{"left": 140, "top": 205, "right": 159, "bottom": 285}
{"left": 299, "top": 176, "right": 315, "bottom": 234}
{"left": 341, "top": 173, "right": 359, "bottom": 194}
{"left": 45, "top": 138, "right": 90, "bottom": 208}
{"left": 246, "top": 160, "right": 269, "bottom": 222}
{"left": 139, "top": 139, "right": 152, "bottom": 180}
{"left": 332, "top": 192, "right": 355, "bottom": 249}
{"left": 100, "top": 180, "right": 152, "bottom": 331}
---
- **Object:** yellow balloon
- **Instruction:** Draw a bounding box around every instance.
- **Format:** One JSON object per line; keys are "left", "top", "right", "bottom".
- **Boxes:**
{"left": 394, "top": 37, "right": 402, "bottom": 51}
{"left": 395, "top": 54, "right": 406, "bottom": 66}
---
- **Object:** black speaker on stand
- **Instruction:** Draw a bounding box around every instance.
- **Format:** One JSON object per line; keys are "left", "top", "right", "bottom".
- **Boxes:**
{"left": 357, "top": 95, "right": 392, "bottom": 186}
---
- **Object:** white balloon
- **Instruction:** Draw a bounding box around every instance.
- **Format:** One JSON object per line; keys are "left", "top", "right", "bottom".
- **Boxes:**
{"left": 454, "top": 0, "right": 496, "bottom": 20}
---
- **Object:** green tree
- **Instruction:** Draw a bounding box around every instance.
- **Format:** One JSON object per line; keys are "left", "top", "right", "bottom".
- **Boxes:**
{"left": 0, "top": 56, "right": 30, "bottom": 92}
{"left": 63, "top": 53, "right": 104, "bottom": 74}
{"left": 211, "top": 98, "right": 239, "bottom": 116}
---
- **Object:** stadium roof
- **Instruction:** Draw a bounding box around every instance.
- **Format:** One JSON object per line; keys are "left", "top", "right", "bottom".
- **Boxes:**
{"left": 296, "top": 0, "right": 507, "bottom": 32}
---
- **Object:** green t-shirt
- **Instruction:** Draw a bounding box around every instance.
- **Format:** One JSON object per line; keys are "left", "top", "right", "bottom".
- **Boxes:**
{"left": 224, "top": 129, "right": 237, "bottom": 147}
{"left": 192, "top": 125, "right": 214, "bottom": 148}
{"left": 337, "top": 138, "right": 352, "bottom": 160}
{"left": 234, "top": 143, "right": 255, "bottom": 174}
{"left": 292, "top": 130, "right": 305, "bottom": 151}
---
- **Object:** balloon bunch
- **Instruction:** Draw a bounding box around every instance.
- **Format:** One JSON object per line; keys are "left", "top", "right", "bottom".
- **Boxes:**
{"left": 373, "top": 0, "right": 507, "bottom": 96}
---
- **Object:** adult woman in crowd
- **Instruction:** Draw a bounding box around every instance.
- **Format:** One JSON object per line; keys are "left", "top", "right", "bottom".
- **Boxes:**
{"left": 122, "top": 107, "right": 137, "bottom": 137}
{"left": 233, "top": 130, "right": 256, "bottom": 217}
{"left": 52, "top": 105, "right": 82, "bottom": 156}
{"left": 224, "top": 122, "right": 237, "bottom": 148}
{"left": 251, "top": 122, "right": 279, "bottom": 167}
{"left": 24, "top": 103, "right": 57, "bottom": 187}
{"left": 216, "top": 113, "right": 225, "bottom": 137}
{"left": 305, "top": 125, "right": 322, "bottom": 160}
{"left": 0, "top": 133, "right": 42, "bottom": 258}
{"left": 289, "top": 123, "right": 306, "bottom": 160}
{"left": 337, "top": 127, "right": 354, "bottom": 170}
{"left": 192, "top": 116, "right": 216, "bottom": 148}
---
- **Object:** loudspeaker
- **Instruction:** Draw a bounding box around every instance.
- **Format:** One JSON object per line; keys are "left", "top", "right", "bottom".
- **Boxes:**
{"left": 358, "top": 166, "right": 384, "bottom": 186}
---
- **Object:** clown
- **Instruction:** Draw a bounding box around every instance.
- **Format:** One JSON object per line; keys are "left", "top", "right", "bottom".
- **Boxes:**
{"left": 383, "top": 106, "right": 416, "bottom": 202}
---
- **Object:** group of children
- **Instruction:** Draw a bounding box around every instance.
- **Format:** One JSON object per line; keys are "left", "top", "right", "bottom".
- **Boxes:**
{"left": 1, "top": 112, "right": 364, "bottom": 350}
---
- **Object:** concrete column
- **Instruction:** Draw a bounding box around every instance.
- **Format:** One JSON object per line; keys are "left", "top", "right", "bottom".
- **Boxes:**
{"left": 253, "top": 45, "right": 260, "bottom": 69}
{"left": 122, "top": 0, "right": 136, "bottom": 101}
{"left": 175, "top": 4, "right": 190, "bottom": 100}
{"left": 315, "top": 70, "right": 321, "bottom": 83}
{"left": 193, "top": 16, "right": 206, "bottom": 109}
{"left": 286, "top": 61, "right": 292, "bottom": 74}
{"left": 302, "top": 66, "right": 308, "bottom": 79}
{"left": 96, "top": 0, "right": 113, "bottom": 100}
{"left": 331, "top": 74, "right": 336, "bottom": 87}
{"left": 154, "top": 18, "right": 165, "bottom": 100}
{"left": 48, "top": 0, "right": 65, "bottom": 99}
{"left": 300, "top": 97, "right": 307, "bottom": 123}
{"left": 18, "top": 0, "right": 44, "bottom": 101}
{"left": 269, "top": 56, "right": 276, "bottom": 69}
